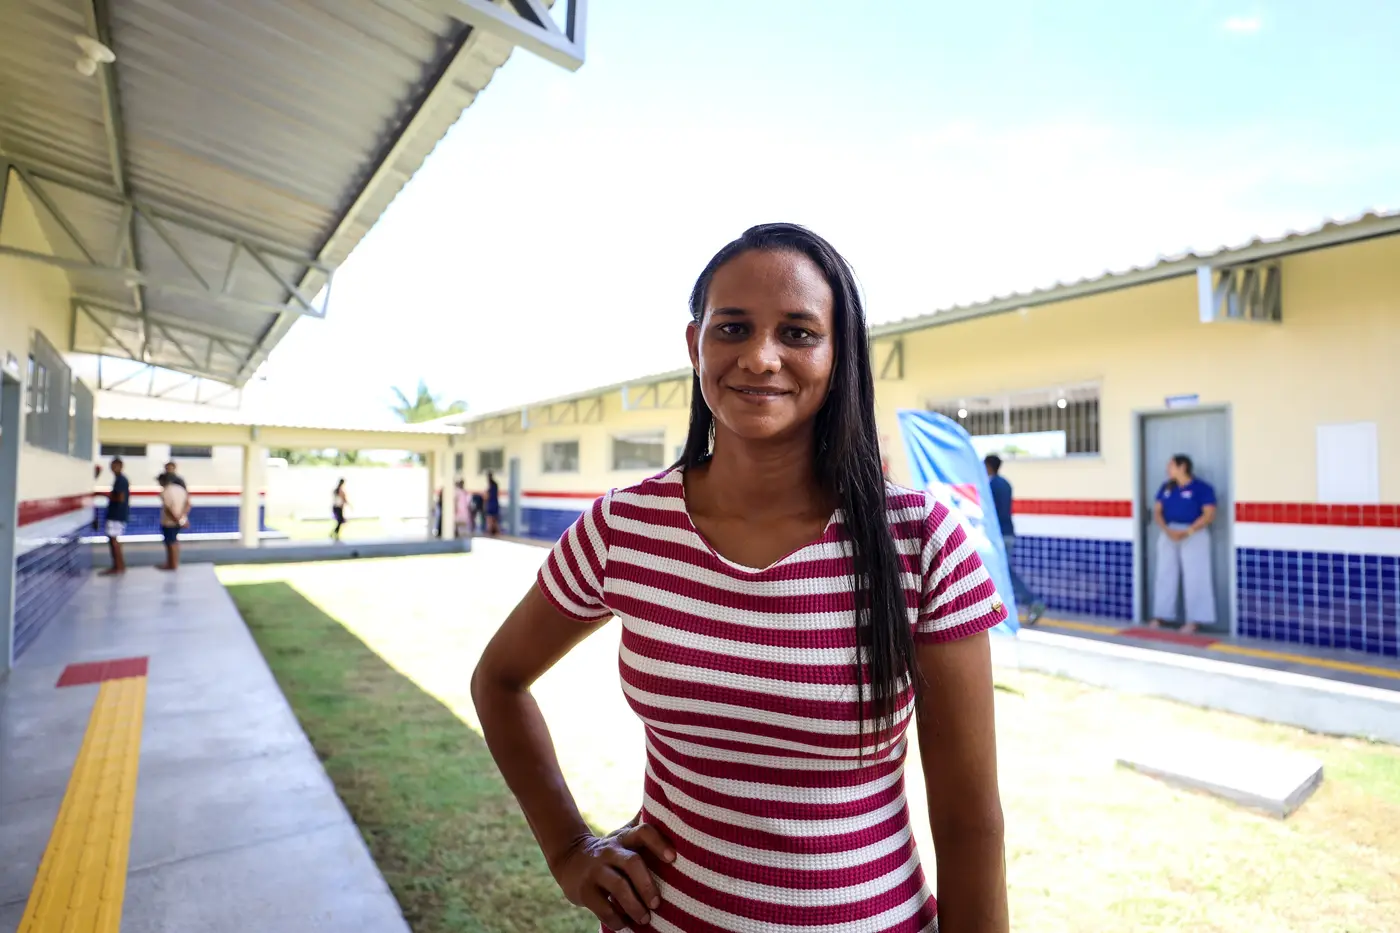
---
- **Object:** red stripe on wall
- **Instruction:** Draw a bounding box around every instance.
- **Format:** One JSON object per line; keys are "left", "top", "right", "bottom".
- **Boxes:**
{"left": 93, "top": 488, "right": 259, "bottom": 497}
{"left": 18, "top": 495, "right": 93, "bottom": 526}
{"left": 1013, "top": 499, "right": 1133, "bottom": 518}
{"left": 520, "top": 490, "right": 608, "bottom": 500}
{"left": 1236, "top": 502, "right": 1400, "bottom": 528}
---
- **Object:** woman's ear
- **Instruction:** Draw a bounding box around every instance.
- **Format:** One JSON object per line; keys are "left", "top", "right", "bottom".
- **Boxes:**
{"left": 686, "top": 320, "right": 700, "bottom": 373}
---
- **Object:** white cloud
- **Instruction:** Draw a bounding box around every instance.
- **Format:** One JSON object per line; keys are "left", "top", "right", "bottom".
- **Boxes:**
{"left": 1223, "top": 15, "right": 1262, "bottom": 33}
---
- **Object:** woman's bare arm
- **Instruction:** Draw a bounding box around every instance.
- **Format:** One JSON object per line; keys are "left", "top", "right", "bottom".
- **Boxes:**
{"left": 914, "top": 631, "right": 1009, "bottom": 933}
{"left": 471, "top": 584, "right": 672, "bottom": 927}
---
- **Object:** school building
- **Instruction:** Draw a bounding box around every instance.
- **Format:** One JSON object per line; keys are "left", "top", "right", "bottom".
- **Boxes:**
{"left": 444, "top": 213, "right": 1400, "bottom": 658}
{"left": 0, "top": 0, "right": 574, "bottom": 671}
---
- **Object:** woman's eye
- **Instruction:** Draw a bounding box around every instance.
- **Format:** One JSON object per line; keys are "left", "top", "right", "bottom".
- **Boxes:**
{"left": 717, "top": 323, "right": 746, "bottom": 336}
{"left": 786, "top": 327, "right": 816, "bottom": 341}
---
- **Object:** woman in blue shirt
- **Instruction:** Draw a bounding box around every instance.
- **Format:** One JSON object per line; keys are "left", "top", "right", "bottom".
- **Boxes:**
{"left": 1151, "top": 454, "right": 1217, "bottom": 633}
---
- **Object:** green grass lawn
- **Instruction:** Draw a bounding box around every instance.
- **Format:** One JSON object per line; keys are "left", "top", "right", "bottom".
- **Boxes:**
{"left": 219, "top": 545, "right": 1400, "bottom": 933}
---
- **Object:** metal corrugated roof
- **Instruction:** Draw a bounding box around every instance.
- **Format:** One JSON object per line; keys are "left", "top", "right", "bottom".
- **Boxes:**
{"left": 0, "top": 0, "right": 548, "bottom": 388}
{"left": 440, "top": 208, "right": 1400, "bottom": 424}
{"left": 871, "top": 207, "right": 1400, "bottom": 339}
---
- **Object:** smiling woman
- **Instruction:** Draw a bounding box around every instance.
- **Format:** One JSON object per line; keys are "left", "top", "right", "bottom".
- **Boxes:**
{"left": 472, "top": 223, "right": 1011, "bottom": 933}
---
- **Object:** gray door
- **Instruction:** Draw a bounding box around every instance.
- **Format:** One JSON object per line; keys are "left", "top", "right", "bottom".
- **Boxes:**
{"left": 1140, "top": 409, "right": 1232, "bottom": 632}
{"left": 0, "top": 373, "right": 22, "bottom": 672}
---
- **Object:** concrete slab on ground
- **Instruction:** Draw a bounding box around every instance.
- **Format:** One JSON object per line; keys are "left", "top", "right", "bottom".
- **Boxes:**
{"left": 0, "top": 566, "right": 411, "bottom": 933}
{"left": 1117, "top": 733, "right": 1324, "bottom": 817}
{"left": 1007, "top": 629, "right": 1400, "bottom": 746}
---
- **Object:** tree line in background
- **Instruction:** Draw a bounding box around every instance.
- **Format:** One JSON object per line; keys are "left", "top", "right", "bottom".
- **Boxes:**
{"left": 271, "top": 381, "right": 464, "bottom": 466}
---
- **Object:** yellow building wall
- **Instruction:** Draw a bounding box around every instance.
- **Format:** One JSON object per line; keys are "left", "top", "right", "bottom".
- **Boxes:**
{"left": 875, "top": 235, "right": 1400, "bottom": 504}
{"left": 458, "top": 388, "right": 691, "bottom": 496}
{"left": 0, "top": 180, "right": 95, "bottom": 502}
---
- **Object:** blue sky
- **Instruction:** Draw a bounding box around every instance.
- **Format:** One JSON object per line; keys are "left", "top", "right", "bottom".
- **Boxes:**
{"left": 253, "top": 0, "right": 1399, "bottom": 419}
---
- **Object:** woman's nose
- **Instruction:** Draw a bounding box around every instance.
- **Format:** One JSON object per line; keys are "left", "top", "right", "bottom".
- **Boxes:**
{"left": 738, "top": 335, "right": 781, "bottom": 374}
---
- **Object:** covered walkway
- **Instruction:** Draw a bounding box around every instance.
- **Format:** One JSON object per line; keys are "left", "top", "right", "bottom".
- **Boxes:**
{"left": 97, "top": 408, "right": 469, "bottom": 548}
{"left": 0, "top": 566, "right": 410, "bottom": 932}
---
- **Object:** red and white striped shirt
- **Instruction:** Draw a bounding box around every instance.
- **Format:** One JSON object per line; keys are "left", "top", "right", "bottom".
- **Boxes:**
{"left": 538, "top": 467, "right": 1007, "bottom": 933}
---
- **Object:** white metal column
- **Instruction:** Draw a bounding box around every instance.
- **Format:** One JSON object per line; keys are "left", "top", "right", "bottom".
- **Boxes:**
{"left": 0, "top": 373, "right": 23, "bottom": 674}
{"left": 240, "top": 441, "right": 264, "bottom": 548}
{"left": 429, "top": 448, "right": 455, "bottom": 540}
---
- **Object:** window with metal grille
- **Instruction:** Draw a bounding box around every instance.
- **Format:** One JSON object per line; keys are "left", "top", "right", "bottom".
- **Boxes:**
{"left": 613, "top": 433, "right": 665, "bottom": 470}
{"left": 478, "top": 448, "right": 504, "bottom": 474}
{"left": 542, "top": 440, "right": 579, "bottom": 474}
{"left": 101, "top": 443, "right": 148, "bottom": 458}
{"left": 24, "top": 333, "right": 72, "bottom": 456}
{"left": 71, "top": 381, "right": 94, "bottom": 460}
{"left": 169, "top": 445, "right": 214, "bottom": 459}
{"left": 454, "top": 452, "right": 464, "bottom": 473}
{"left": 929, "top": 382, "right": 1101, "bottom": 459}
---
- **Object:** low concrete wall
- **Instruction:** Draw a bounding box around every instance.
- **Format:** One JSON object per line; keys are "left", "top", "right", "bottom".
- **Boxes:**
{"left": 1008, "top": 629, "right": 1400, "bottom": 745}
{"left": 90, "top": 537, "right": 470, "bottom": 568}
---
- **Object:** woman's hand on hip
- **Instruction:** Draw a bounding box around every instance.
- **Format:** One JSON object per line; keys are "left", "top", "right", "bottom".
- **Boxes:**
{"left": 551, "top": 823, "right": 676, "bottom": 928}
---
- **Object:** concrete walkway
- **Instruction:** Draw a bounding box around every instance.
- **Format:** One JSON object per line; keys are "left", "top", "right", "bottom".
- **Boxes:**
{"left": 0, "top": 567, "right": 410, "bottom": 933}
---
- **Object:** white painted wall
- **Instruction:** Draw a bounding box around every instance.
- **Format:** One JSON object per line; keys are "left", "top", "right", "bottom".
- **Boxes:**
{"left": 0, "top": 180, "right": 96, "bottom": 507}
{"left": 264, "top": 464, "right": 430, "bottom": 521}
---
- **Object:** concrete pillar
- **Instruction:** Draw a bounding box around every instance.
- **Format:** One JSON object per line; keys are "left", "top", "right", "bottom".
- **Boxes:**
{"left": 0, "top": 373, "right": 23, "bottom": 673}
{"left": 240, "top": 442, "right": 264, "bottom": 548}
{"left": 428, "top": 448, "right": 454, "bottom": 540}
{"left": 507, "top": 455, "right": 522, "bottom": 538}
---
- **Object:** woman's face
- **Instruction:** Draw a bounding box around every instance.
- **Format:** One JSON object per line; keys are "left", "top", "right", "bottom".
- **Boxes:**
{"left": 1167, "top": 459, "right": 1182, "bottom": 483}
{"left": 687, "top": 249, "right": 837, "bottom": 444}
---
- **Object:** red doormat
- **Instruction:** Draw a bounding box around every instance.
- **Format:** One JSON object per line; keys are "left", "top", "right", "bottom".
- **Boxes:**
{"left": 56, "top": 656, "right": 149, "bottom": 687}
{"left": 1119, "top": 628, "right": 1219, "bottom": 648}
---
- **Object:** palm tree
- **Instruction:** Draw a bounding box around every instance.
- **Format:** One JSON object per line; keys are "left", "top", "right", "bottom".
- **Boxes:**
{"left": 390, "top": 379, "right": 466, "bottom": 424}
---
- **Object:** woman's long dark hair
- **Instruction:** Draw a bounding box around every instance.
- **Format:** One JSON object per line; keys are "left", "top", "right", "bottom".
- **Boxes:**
{"left": 679, "top": 223, "right": 917, "bottom": 742}
{"left": 1166, "top": 454, "right": 1194, "bottom": 491}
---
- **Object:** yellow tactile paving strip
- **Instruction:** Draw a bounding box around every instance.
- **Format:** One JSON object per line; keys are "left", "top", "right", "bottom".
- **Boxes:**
{"left": 1037, "top": 618, "right": 1400, "bottom": 682}
{"left": 18, "top": 675, "right": 146, "bottom": 933}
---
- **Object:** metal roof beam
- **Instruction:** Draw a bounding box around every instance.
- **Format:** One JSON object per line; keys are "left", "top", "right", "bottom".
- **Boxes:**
{"left": 82, "top": 0, "right": 152, "bottom": 359}
{"left": 0, "top": 158, "right": 333, "bottom": 319}
{"left": 425, "top": 0, "right": 587, "bottom": 71}
{"left": 2, "top": 157, "right": 336, "bottom": 274}
{"left": 0, "top": 244, "right": 327, "bottom": 318}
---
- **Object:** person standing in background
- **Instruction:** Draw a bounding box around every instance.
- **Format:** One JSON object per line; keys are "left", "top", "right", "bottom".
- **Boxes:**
{"left": 100, "top": 457, "right": 130, "bottom": 576}
{"left": 484, "top": 470, "right": 501, "bottom": 536}
{"left": 454, "top": 479, "right": 472, "bottom": 538}
{"left": 331, "top": 479, "right": 349, "bottom": 541}
{"left": 163, "top": 460, "right": 187, "bottom": 489}
{"left": 156, "top": 472, "right": 190, "bottom": 571}
{"left": 984, "top": 454, "right": 1047, "bottom": 624}
{"left": 1151, "top": 454, "right": 1218, "bottom": 634}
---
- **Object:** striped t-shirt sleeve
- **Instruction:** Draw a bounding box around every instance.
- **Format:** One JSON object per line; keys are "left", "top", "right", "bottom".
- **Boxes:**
{"left": 537, "top": 494, "right": 613, "bottom": 623}
{"left": 915, "top": 497, "right": 1009, "bottom": 642}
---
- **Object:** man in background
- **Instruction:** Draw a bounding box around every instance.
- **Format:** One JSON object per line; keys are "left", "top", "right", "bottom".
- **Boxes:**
{"left": 156, "top": 471, "right": 190, "bottom": 571}
{"left": 100, "top": 457, "right": 130, "bottom": 576}
{"left": 163, "top": 459, "right": 187, "bottom": 489}
{"left": 985, "top": 454, "right": 1047, "bottom": 625}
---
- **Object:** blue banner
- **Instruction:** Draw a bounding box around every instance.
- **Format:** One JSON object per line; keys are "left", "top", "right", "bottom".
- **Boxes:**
{"left": 897, "top": 410, "right": 1019, "bottom": 636}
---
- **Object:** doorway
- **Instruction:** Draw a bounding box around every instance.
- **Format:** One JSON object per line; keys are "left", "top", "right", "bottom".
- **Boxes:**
{"left": 0, "top": 372, "right": 22, "bottom": 672}
{"left": 1136, "top": 407, "right": 1233, "bottom": 633}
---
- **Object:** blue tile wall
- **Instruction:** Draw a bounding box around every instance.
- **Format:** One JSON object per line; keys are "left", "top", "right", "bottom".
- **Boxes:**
{"left": 1010, "top": 536, "right": 1134, "bottom": 620}
{"left": 14, "top": 530, "right": 91, "bottom": 658}
{"left": 94, "top": 504, "right": 269, "bottom": 535}
{"left": 521, "top": 506, "right": 584, "bottom": 543}
{"left": 1237, "top": 548, "right": 1398, "bottom": 657}
{"left": 506, "top": 517, "right": 1400, "bottom": 659}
